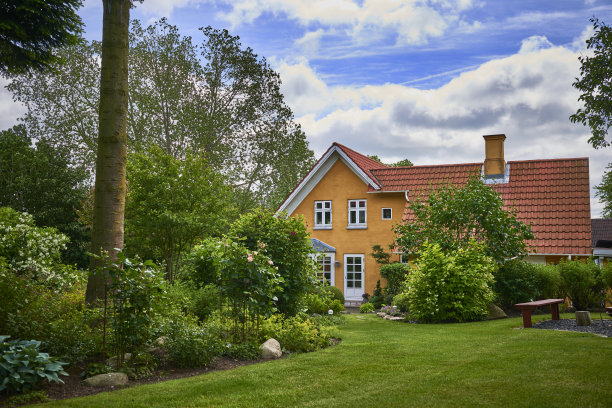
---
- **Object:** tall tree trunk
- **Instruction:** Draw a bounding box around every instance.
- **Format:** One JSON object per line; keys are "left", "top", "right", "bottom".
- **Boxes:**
{"left": 86, "top": 0, "right": 130, "bottom": 304}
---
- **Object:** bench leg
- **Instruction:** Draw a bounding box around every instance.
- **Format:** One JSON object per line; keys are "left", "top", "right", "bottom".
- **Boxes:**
{"left": 521, "top": 309, "right": 533, "bottom": 328}
{"left": 551, "top": 304, "right": 560, "bottom": 320}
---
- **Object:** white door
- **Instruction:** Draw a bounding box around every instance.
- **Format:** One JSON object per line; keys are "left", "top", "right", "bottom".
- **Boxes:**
{"left": 344, "top": 254, "right": 364, "bottom": 300}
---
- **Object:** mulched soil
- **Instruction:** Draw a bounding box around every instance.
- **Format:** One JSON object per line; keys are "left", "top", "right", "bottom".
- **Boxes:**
{"left": 0, "top": 357, "right": 269, "bottom": 407}
{"left": 533, "top": 317, "right": 612, "bottom": 337}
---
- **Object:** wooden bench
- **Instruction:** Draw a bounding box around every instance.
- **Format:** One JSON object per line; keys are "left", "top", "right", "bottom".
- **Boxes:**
{"left": 514, "top": 299, "right": 565, "bottom": 328}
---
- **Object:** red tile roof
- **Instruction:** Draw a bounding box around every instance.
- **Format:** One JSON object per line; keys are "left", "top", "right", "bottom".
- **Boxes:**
{"left": 368, "top": 158, "right": 591, "bottom": 255}
{"left": 333, "top": 142, "right": 388, "bottom": 188}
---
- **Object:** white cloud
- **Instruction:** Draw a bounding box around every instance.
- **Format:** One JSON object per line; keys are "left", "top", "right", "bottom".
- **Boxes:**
{"left": 277, "top": 37, "right": 608, "bottom": 216}
{"left": 216, "top": 0, "right": 476, "bottom": 46}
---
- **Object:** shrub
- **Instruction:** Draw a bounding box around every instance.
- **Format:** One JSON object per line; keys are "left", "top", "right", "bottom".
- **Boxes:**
{"left": 558, "top": 259, "right": 602, "bottom": 310}
{"left": 492, "top": 260, "right": 562, "bottom": 309}
{"left": 380, "top": 305, "right": 402, "bottom": 316}
{"left": 369, "top": 280, "right": 384, "bottom": 309}
{"left": 0, "top": 267, "right": 101, "bottom": 364}
{"left": 224, "top": 342, "right": 261, "bottom": 360}
{"left": 601, "top": 262, "right": 612, "bottom": 291}
{"left": 0, "top": 336, "right": 68, "bottom": 393}
{"left": 261, "top": 314, "right": 332, "bottom": 353}
{"left": 192, "top": 284, "right": 221, "bottom": 321}
{"left": 304, "top": 286, "right": 345, "bottom": 315}
{"left": 379, "top": 262, "right": 410, "bottom": 297}
{"left": 531, "top": 263, "right": 562, "bottom": 299}
{"left": 392, "top": 293, "right": 410, "bottom": 313}
{"left": 359, "top": 302, "right": 375, "bottom": 313}
{"left": 229, "top": 209, "right": 317, "bottom": 316}
{"left": 323, "top": 285, "right": 345, "bottom": 305}
{"left": 407, "top": 241, "right": 495, "bottom": 323}
{"left": 160, "top": 315, "right": 224, "bottom": 368}
{"left": 184, "top": 238, "right": 222, "bottom": 287}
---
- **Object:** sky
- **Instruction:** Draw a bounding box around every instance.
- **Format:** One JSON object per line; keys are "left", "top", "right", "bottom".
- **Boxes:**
{"left": 1, "top": 0, "right": 611, "bottom": 216}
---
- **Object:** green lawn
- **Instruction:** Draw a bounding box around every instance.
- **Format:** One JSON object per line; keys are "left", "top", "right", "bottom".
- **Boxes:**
{"left": 32, "top": 314, "right": 612, "bottom": 408}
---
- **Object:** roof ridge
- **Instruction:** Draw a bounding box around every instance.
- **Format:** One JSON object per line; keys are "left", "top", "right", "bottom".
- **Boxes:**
{"left": 333, "top": 142, "right": 389, "bottom": 170}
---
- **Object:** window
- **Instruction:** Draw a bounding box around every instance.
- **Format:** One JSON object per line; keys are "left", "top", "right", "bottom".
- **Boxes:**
{"left": 382, "top": 208, "right": 392, "bottom": 220}
{"left": 348, "top": 199, "right": 367, "bottom": 228}
{"left": 316, "top": 255, "right": 333, "bottom": 285}
{"left": 314, "top": 201, "right": 332, "bottom": 228}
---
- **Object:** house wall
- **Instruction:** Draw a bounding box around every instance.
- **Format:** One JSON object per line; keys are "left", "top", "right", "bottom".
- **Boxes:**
{"left": 292, "top": 159, "right": 406, "bottom": 299}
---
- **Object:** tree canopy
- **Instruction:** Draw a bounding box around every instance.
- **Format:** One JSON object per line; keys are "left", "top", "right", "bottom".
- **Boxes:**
{"left": 8, "top": 18, "right": 315, "bottom": 210}
{"left": 570, "top": 17, "right": 612, "bottom": 149}
{"left": 596, "top": 163, "right": 612, "bottom": 218}
{"left": 0, "top": 0, "right": 83, "bottom": 74}
{"left": 394, "top": 177, "right": 534, "bottom": 264}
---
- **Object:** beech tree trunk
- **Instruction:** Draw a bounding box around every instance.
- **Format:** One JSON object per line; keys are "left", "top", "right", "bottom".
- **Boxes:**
{"left": 86, "top": 0, "right": 130, "bottom": 304}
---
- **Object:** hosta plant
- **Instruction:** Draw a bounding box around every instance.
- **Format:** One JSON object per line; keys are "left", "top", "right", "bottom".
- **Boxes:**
{"left": 0, "top": 336, "right": 68, "bottom": 393}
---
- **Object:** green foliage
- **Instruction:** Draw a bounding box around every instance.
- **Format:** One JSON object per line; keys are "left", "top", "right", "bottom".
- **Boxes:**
{"left": 229, "top": 209, "right": 317, "bottom": 316}
{"left": 4, "top": 390, "right": 50, "bottom": 406}
{"left": 359, "top": 302, "right": 375, "bottom": 313}
{"left": 370, "top": 244, "right": 391, "bottom": 265}
{"left": 596, "top": 163, "right": 612, "bottom": 217}
{"left": 392, "top": 293, "right": 410, "bottom": 313}
{"left": 379, "top": 262, "right": 410, "bottom": 298}
{"left": 492, "top": 260, "right": 562, "bottom": 309}
{"left": 531, "top": 263, "right": 563, "bottom": 299}
{"left": 92, "top": 251, "right": 166, "bottom": 367}
{"left": 558, "top": 259, "right": 603, "bottom": 310}
{"left": 367, "top": 155, "right": 413, "bottom": 167}
{"left": 191, "top": 285, "right": 221, "bottom": 322}
{"left": 161, "top": 316, "right": 224, "bottom": 368}
{"left": 224, "top": 342, "right": 261, "bottom": 361}
{"left": 0, "top": 207, "right": 83, "bottom": 289}
{"left": 394, "top": 176, "right": 534, "bottom": 264}
{"left": 570, "top": 18, "right": 612, "bottom": 149}
{"left": 0, "top": 126, "right": 90, "bottom": 267}
{"left": 0, "top": 0, "right": 83, "bottom": 74}
{"left": 0, "top": 336, "right": 68, "bottom": 393}
{"left": 185, "top": 238, "right": 224, "bottom": 287}
{"left": 261, "top": 315, "right": 334, "bottom": 353}
{"left": 407, "top": 241, "right": 495, "bottom": 323}
{"left": 323, "top": 285, "right": 345, "bottom": 305}
{"left": 304, "top": 286, "right": 345, "bottom": 316}
{"left": 602, "top": 262, "right": 612, "bottom": 290}
{"left": 81, "top": 363, "right": 111, "bottom": 379}
{"left": 0, "top": 265, "right": 100, "bottom": 364}
{"left": 126, "top": 145, "right": 235, "bottom": 283}
{"left": 369, "top": 280, "right": 385, "bottom": 309}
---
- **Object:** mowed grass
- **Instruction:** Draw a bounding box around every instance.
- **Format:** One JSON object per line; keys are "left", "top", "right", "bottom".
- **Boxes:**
{"left": 32, "top": 314, "right": 612, "bottom": 408}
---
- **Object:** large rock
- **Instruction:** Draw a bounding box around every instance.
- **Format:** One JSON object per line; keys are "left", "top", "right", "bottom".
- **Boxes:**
{"left": 83, "top": 372, "right": 129, "bottom": 388}
{"left": 486, "top": 303, "right": 507, "bottom": 320}
{"left": 260, "top": 338, "right": 282, "bottom": 359}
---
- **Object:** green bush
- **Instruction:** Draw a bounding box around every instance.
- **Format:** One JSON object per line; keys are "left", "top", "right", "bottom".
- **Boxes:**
{"left": 192, "top": 284, "right": 221, "bottom": 321}
{"left": 601, "top": 262, "right": 612, "bottom": 291}
{"left": 184, "top": 238, "right": 222, "bottom": 287}
{"left": 0, "top": 268, "right": 101, "bottom": 364}
{"left": 558, "top": 259, "right": 602, "bottom": 310}
{"left": 531, "top": 263, "right": 562, "bottom": 299}
{"left": 161, "top": 315, "right": 224, "bottom": 368}
{"left": 369, "top": 280, "right": 384, "bottom": 309}
{"left": 392, "top": 293, "right": 410, "bottom": 313}
{"left": 261, "top": 314, "right": 333, "bottom": 353}
{"left": 407, "top": 241, "right": 495, "bottom": 323}
{"left": 224, "top": 342, "right": 261, "bottom": 360}
{"left": 493, "top": 260, "right": 562, "bottom": 309}
{"left": 323, "top": 285, "right": 345, "bottom": 305}
{"left": 379, "top": 262, "right": 410, "bottom": 297}
{"left": 359, "top": 302, "right": 375, "bottom": 313}
{"left": 304, "top": 286, "right": 345, "bottom": 315}
{"left": 229, "top": 209, "right": 317, "bottom": 316}
{"left": 0, "top": 336, "right": 68, "bottom": 393}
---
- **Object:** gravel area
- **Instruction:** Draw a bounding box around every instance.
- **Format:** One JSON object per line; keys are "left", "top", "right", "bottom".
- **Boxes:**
{"left": 533, "top": 318, "right": 612, "bottom": 338}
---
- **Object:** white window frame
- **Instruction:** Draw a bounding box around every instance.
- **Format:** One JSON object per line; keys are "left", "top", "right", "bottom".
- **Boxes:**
{"left": 314, "top": 200, "right": 332, "bottom": 229}
{"left": 381, "top": 207, "right": 392, "bottom": 220}
{"left": 315, "top": 253, "right": 335, "bottom": 286}
{"left": 347, "top": 199, "right": 367, "bottom": 229}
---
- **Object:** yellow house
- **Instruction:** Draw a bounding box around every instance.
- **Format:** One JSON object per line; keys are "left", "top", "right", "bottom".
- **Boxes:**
{"left": 278, "top": 135, "right": 592, "bottom": 303}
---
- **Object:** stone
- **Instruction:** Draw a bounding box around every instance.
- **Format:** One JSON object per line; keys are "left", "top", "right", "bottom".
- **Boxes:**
{"left": 153, "top": 336, "right": 168, "bottom": 346}
{"left": 389, "top": 316, "right": 404, "bottom": 322}
{"left": 376, "top": 312, "right": 386, "bottom": 318}
{"left": 105, "top": 353, "right": 132, "bottom": 369}
{"left": 486, "top": 303, "right": 507, "bottom": 320}
{"left": 83, "top": 372, "right": 128, "bottom": 388}
{"left": 260, "top": 338, "right": 282, "bottom": 359}
{"left": 576, "top": 311, "right": 592, "bottom": 326}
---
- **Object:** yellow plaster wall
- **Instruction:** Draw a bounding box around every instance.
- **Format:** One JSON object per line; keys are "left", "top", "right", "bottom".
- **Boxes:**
{"left": 292, "top": 159, "right": 406, "bottom": 298}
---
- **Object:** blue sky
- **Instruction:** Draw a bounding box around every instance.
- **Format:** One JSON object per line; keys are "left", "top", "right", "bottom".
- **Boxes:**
{"left": 1, "top": 0, "right": 612, "bottom": 216}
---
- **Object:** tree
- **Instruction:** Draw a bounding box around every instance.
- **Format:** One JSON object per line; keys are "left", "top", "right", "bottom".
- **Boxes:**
{"left": 0, "top": 0, "right": 82, "bottom": 74}
{"left": 8, "top": 19, "right": 315, "bottom": 210}
{"left": 570, "top": 17, "right": 612, "bottom": 149}
{"left": 125, "top": 145, "right": 236, "bottom": 283}
{"left": 0, "top": 125, "right": 90, "bottom": 267}
{"left": 596, "top": 163, "right": 612, "bottom": 217}
{"left": 367, "top": 155, "right": 413, "bottom": 167}
{"left": 86, "top": 0, "right": 130, "bottom": 304}
{"left": 394, "top": 176, "right": 534, "bottom": 264}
